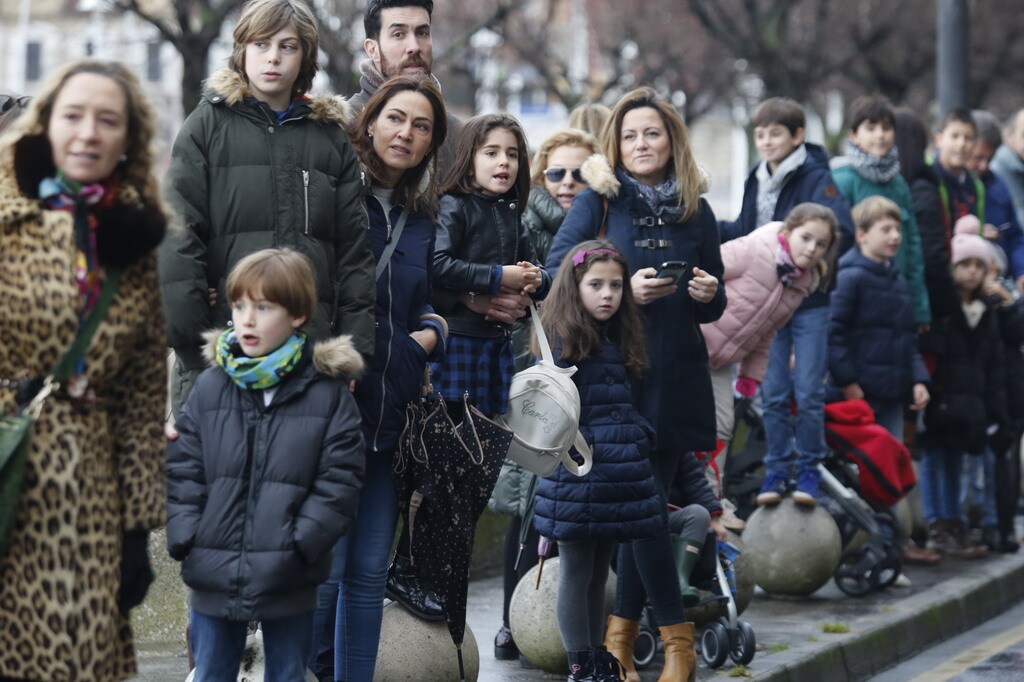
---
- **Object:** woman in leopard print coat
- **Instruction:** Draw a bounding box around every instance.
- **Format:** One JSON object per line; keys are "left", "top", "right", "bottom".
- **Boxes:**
{"left": 0, "top": 60, "right": 168, "bottom": 682}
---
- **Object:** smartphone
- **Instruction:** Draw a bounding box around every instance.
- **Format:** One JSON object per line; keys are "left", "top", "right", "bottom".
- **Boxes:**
{"left": 655, "top": 260, "right": 688, "bottom": 284}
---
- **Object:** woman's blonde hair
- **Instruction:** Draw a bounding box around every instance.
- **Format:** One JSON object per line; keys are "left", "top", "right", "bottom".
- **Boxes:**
{"left": 529, "top": 128, "right": 600, "bottom": 187}
{"left": 227, "top": 0, "right": 320, "bottom": 98}
{"left": 602, "top": 87, "right": 706, "bottom": 222}
{"left": 3, "top": 59, "right": 160, "bottom": 204}
{"left": 567, "top": 101, "right": 611, "bottom": 139}
{"left": 227, "top": 248, "right": 317, "bottom": 322}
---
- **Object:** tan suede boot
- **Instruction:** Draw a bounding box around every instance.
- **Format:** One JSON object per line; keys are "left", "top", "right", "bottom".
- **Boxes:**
{"left": 603, "top": 615, "right": 640, "bottom": 682}
{"left": 657, "top": 622, "right": 696, "bottom": 682}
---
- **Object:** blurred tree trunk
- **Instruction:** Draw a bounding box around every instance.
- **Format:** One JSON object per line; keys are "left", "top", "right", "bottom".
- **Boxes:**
{"left": 110, "top": 0, "right": 245, "bottom": 114}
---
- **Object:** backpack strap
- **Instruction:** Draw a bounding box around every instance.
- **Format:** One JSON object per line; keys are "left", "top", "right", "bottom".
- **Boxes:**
{"left": 374, "top": 208, "right": 410, "bottom": 282}
{"left": 530, "top": 299, "right": 556, "bottom": 364}
{"left": 559, "top": 431, "right": 593, "bottom": 476}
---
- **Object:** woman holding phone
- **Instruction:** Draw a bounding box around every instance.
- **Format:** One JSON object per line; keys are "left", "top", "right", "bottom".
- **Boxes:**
{"left": 547, "top": 87, "right": 725, "bottom": 682}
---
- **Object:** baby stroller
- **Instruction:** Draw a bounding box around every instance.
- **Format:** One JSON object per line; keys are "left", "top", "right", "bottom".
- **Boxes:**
{"left": 822, "top": 399, "right": 915, "bottom": 596}
{"left": 633, "top": 533, "right": 756, "bottom": 670}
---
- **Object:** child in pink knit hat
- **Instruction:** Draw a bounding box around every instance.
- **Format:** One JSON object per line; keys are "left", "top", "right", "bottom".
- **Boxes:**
{"left": 917, "top": 212, "right": 1008, "bottom": 558}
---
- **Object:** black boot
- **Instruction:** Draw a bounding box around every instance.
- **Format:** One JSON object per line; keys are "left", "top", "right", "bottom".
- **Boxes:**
{"left": 592, "top": 645, "right": 626, "bottom": 681}
{"left": 567, "top": 649, "right": 596, "bottom": 681}
{"left": 385, "top": 553, "right": 445, "bottom": 621}
{"left": 494, "top": 624, "right": 519, "bottom": 660}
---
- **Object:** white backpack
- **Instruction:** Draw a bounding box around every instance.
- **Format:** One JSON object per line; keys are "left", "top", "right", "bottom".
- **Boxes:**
{"left": 497, "top": 302, "right": 593, "bottom": 477}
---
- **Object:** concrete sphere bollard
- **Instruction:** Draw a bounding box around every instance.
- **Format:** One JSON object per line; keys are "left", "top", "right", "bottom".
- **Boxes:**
{"left": 687, "top": 531, "right": 756, "bottom": 624}
{"left": 184, "top": 629, "right": 318, "bottom": 682}
{"left": 373, "top": 602, "right": 480, "bottom": 681}
{"left": 744, "top": 498, "right": 842, "bottom": 596}
{"left": 509, "top": 557, "right": 616, "bottom": 674}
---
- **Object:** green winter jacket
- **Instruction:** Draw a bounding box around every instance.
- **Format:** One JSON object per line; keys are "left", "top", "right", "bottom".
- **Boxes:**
{"left": 521, "top": 187, "right": 568, "bottom": 265}
{"left": 831, "top": 162, "right": 931, "bottom": 325}
{"left": 160, "top": 70, "right": 375, "bottom": 377}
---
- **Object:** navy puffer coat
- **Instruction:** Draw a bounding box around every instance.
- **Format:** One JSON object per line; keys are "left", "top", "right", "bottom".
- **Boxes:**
{"left": 166, "top": 336, "right": 366, "bottom": 621}
{"left": 828, "top": 248, "right": 929, "bottom": 402}
{"left": 355, "top": 190, "right": 446, "bottom": 454}
{"left": 533, "top": 340, "right": 663, "bottom": 542}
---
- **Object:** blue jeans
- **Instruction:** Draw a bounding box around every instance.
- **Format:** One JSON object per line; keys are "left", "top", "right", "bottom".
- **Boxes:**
{"left": 868, "top": 399, "right": 904, "bottom": 440}
{"left": 190, "top": 609, "right": 313, "bottom": 682}
{"left": 961, "top": 448, "right": 998, "bottom": 528}
{"left": 310, "top": 452, "right": 398, "bottom": 682}
{"left": 762, "top": 305, "right": 829, "bottom": 475}
{"left": 919, "top": 446, "right": 963, "bottom": 523}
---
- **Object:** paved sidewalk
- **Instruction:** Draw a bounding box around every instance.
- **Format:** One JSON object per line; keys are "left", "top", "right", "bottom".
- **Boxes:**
{"left": 137, "top": 548, "right": 1024, "bottom": 681}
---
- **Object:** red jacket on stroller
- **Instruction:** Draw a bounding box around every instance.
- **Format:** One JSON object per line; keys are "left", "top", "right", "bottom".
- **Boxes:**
{"left": 824, "top": 400, "right": 916, "bottom": 506}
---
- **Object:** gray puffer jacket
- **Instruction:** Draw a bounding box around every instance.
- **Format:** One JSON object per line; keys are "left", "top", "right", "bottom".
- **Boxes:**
{"left": 166, "top": 334, "right": 366, "bottom": 621}
{"left": 160, "top": 69, "right": 375, "bottom": 375}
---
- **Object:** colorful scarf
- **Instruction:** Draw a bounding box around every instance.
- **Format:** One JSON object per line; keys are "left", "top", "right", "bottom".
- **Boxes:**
{"left": 39, "top": 171, "right": 109, "bottom": 312}
{"left": 844, "top": 140, "right": 901, "bottom": 185}
{"left": 776, "top": 232, "right": 807, "bottom": 287}
{"left": 215, "top": 329, "right": 307, "bottom": 390}
{"left": 617, "top": 166, "right": 685, "bottom": 223}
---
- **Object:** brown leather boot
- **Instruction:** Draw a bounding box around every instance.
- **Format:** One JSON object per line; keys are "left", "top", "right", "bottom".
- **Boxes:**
{"left": 603, "top": 615, "right": 640, "bottom": 682}
{"left": 657, "top": 622, "right": 696, "bottom": 682}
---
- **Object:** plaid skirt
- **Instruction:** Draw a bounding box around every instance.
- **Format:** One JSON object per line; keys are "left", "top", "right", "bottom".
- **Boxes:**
{"left": 429, "top": 333, "right": 514, "bottom": 418}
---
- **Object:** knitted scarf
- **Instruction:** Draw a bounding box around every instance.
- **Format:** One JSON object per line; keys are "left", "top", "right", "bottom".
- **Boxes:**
{"left": 844, "top": 140, "right": 901, "bottom": 184}
{"left": 617, "top": 166, "right": 685, "bottom": 223}
{"left": 755, "top": 144, "right": 807, "bottom": 228}
{"left": 39, "top": 171, "right": 111, "bottom": 313}
{"left": 215, "top": 329, "right": 307, "bottom": 390}
{"left": 775, "top": 232, "right": 807, "bottom": 287}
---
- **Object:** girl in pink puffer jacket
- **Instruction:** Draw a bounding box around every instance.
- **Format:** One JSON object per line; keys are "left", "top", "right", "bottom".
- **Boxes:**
{"left": 701, "top": 203, "right": 839, "bottom": 495}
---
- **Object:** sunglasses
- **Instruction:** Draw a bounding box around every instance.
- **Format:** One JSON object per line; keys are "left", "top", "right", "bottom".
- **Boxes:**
{"left": 543, "top": 167, "right": 586, "bottom": 184}
{"left": 0, "top": 94, "right": 30, "bottom": 115}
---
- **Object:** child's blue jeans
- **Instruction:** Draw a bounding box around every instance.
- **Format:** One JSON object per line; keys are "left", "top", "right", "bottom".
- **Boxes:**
{"left": 189, "top": 609, "right": 313, "bottom": 682}
{"left": 762, "top": 306, "right": 829, "bottom": 475}
{"left": 919, "top": 446, "right": 963, "bottom": 523}
{"left": 960, "top": 448, "right": 998, "bottom": 528}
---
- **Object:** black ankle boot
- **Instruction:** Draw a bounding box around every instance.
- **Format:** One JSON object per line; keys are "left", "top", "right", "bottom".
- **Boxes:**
{"left": 493, "top": 624, "right": 519, "bottom": 660}
{"left": 567, "top": 649, "right": 595, "bottom": 681}
{"left": 385, "top": 553, "right": 445, "bottom": 621}
{"left": 591, "top": 645, "right": 625, "bottom": 681}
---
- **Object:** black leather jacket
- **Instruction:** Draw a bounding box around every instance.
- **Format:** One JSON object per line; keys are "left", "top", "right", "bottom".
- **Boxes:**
{"left": 433, "top": 192, "right": 551, "bottom": 337}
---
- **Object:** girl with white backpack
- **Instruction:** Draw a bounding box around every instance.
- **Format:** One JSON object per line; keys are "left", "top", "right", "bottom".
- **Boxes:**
{"left": 532, "top": 241, "right": 662, "bottom": 682}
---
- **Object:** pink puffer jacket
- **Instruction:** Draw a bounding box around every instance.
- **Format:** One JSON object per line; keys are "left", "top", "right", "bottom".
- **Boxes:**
{"left": 702, "top": 222, "right": 818, "bottom": 381}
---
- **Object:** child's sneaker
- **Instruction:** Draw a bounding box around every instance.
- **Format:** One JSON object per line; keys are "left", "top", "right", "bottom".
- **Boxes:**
{"left": 792, "top": 468, "right": 820, "bottom": 507}
{"left": 756, "top": 471, "right": 788, "bottom": 506}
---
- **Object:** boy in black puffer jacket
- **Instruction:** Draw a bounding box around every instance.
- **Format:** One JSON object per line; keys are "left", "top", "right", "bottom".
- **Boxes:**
{"left": 166, "top": 249, "right": 365, "bottom": 680}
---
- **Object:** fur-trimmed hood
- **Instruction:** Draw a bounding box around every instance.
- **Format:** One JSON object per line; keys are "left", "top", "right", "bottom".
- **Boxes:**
{"left": 202, "top": 329, "right": 365, "bottom": 379}
{"left": 205, "top": 68, "right": 354, "bottom": 128}
{"left": 579, "top": 153, "right": 621, "bottom": 199}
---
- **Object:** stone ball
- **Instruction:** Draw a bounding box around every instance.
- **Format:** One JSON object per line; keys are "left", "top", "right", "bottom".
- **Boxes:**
{"left": 373, "top": 602, "right": 479, "bottom": 681}
{"left": 687, "top": 530, "right": 756, "bottom": 625}
{"left": 509, "top": 556, "right": 615, "bottom": 674}
{"left": 744, "top": 498, "right": 842, "bottom": 596}
{"left": 184, "top": 630, "right": 318, "bottom": 682}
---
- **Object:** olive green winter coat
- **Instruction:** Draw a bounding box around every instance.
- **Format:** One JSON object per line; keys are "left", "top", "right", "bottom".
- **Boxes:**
{"left": 160, "top": 69, "right": 374, "bottom": 409}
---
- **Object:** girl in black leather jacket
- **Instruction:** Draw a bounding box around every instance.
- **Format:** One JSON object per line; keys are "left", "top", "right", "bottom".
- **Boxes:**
{"left": 431, "top": 113, "right": 551, "bottom": 417}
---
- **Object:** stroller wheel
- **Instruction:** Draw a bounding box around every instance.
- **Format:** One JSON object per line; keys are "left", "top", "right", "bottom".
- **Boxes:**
{"left": 632, "top": 627, "right": 658, "bottom": 670}
{"left": 700, "top": 621, "right": 730, "bottom": 669}
{"left": 729, "top": 621, "right": 756, "bottom": 665}
{"left": 834, "top": 548, "right": 874, "bottom": 597}
{"left": 872, "top": 553, "right": 902, "bottom": 590}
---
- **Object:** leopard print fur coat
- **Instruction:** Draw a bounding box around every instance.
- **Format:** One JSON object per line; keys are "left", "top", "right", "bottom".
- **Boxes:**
{"left": 0, "top": 139, "right": 168, "bottom": 682}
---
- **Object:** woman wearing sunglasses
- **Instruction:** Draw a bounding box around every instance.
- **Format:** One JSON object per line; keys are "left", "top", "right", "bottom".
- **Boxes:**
{"left": 492, "top": 127, "right": 602, "bottom": 662}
